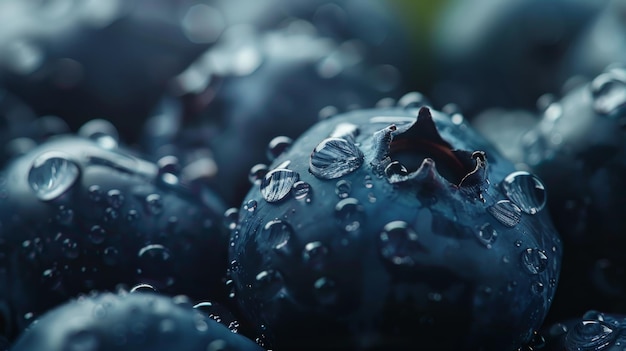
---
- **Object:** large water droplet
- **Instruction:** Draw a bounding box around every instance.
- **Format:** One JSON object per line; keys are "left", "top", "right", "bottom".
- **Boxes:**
{"left": 335, "top": 198, "right": 365, "bottom": 233}
{"left": 487, "top": 200, "right": 522, "bottom": 227}
{"left": 502, "top": 172, "right": 546, "bottom": 215}
{"left": 521, "top": 248, "right": 548, "bottom": 275}
{"left": 591, "top": 72, "right": 626, "bottom": 116}
{"left": 28, "top": 152, "right": 80, "bottom": 201}
{"left": 260, "top": 169, "right": 299, "bottom": 203}
{"left": 263, "top": 219, "right": 293, "bottom": 252}
{"left": 379, "top": 221, "right": 424, "bottom": 266}
{"left": 476, "top": 223, "right": 497, "bottom": 248}
{"left": 565, "top": 320, "right": 616, "bottom": 351}
{"left": 137, "top": 244, "right": 173, "bottom": 288}
{"left": 309, "top": 137, "right": 364, "bottom": 180}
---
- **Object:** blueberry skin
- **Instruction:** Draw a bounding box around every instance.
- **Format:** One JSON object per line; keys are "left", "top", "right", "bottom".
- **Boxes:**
{"left": 229, "top": 106, "right": 562, "bottom": 350}
{"left": 0, "top": 136, "right": 228, "bottom": 339}
{"left": 432, "top": 0, "right": 605, "bottom": 116}
{"left": 473, "top": 66, "right": 626, "bottom": 321}
{"left": 10, "top": 292, "right": 264, "bottom": 351}
{"left": 145, "top": 28, "right": 405, "bottom": 206}
{"left": 0, "top": 0, "right": 210, "bottom": 142}
{"left": 536, "top": 311, "right": 626, "bottom": 351}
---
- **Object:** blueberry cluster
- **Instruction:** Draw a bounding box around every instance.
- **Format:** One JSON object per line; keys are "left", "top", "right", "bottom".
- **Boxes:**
{"left": 0, "top": 0, "right": 624, "bottom": 350}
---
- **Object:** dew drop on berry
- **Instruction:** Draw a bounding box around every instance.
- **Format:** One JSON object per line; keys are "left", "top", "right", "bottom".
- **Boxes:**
{"left": 260, "top": 169, "right": 299, "bottom": 203}
{"left": 303, "top": 241, "right": 329, "bottom": 270}
{"left": 223, "top": 208, "right": 239, "bottom": 230}
{"left": 501, "top": 171, "right": 546, "bottom": 215}
{"left": 263, "top": 219, "right": 292, "bottom": 252}
{"left": 254, "top": 270, "right": 284, "bottom": 301}
{"left": 244, "top": 199, "right": 257, "bottom": 212}
{"left": 137, "top": 244, "right": 173, "bottom": 288}
{"left": 79, "top": 119, "right": 119, "bottom": 149}
{"left": 144, "top": 194, "right": 163, "bottom": 215}
{"left": 330, "top": 123, "right": 360, "bottom": 141}
{"left": 309, "top": 137, "right": 364, "bottom": 180}
{"left": 248, "top": 164, "right": 269, "bottom": 185}
{"left": 88, "top": 185, "right": 103, "bottom": 203}
{"left": 106, "top": 189, "right": 125, "bottom": 209}
{"left": 130, "top": 284, "right": 157, "bottom": 293}
{"left": 487, "top": 200, "right": 522, "bottom": 227}
{"left": 531, "top": 281, "right": 545, "bottom": 295}
{"left": 384, "top": 161, "right": 409, "bottom": 179}
{"left": 475, "top": 223, "right": 497, "bottom": 248}
{"left": 292, "top": 181, "right": 312, "bottom": 201}
{"left": 267, "top": 136, "right": 293, "bottom": 162}
{"left": 61, "top": 238, "right": 79, "bottom": 259}
{"left": 334, "top": 198, "right": 365, "bottom": 233}
{"left": 335, "top": 180, "right": 351, "bottom": 199}
{"left": 379, "top": 221, "right": 423, "bottom": 266}
{"left": 397, "top": 91, "right": 429, "bottom": 109}
{"left": 56, "top": 205, "right": 74, "bottom": 225}
{"left": 28, "top": 152, "right": 80, "bottom": 201}
{"left": 565, "top": 320, "right": 616, "bottom": 351}
{"left": 591, "top": 72, "right": 626, "bottom": 116}
{"left": 521, "top": 248, "right": 548, "bottom": 274}
{"left": 313, "top": 277, "right": 338, "bottom": 305}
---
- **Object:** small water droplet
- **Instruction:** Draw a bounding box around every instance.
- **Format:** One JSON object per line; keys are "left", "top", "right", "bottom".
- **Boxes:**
{"left": 106, "top": 189, "right": 125, "bottom": 209}
{"left": 56, "top": 205, "right": 74, "bottom": 225}
{"left": 223, "top": 208, "right": 239, "bottom": 230}
{"left": 531, "top": 281, "right": 545, "bottom": 294}
{"left": 313, "top": 277, "right": 338, "bottom": 305}
{"left": 28, "top": 152, "right": 80, "bottom": 201}
{"left": 144, "top": 194, "right": 163, "bottom": 215}
{"left": 137, "top": 244, "right": 173, "bottom": 288}
{"left": 260, "top": 169, "right": 299, "bottom": 203}
{"left": 62, "top": 238, "right": 79, "bottom": 259}
{"left": 379, "top": 221, "right": 424, "bottom": 266}
{"left": 384, "top": 161, "right": 409, "bottom": 178}
{"left": 88, "top": 185, "right": 103, "bottom": 203}
{"left": 130, "top": 284, "right": 157, "bottom": 293}
{"left": 565, "top": 320, "right": 616, "bottom": 351}
{"left": 103, "top": 247, "right": 118, "bottom": 266}
{"left": 255, "top": 270, "right": 284, "bottom": 301}
{"left": 126, "top": 209, "right": 139, "bottom": 222}
{"left": 244, "top": 199, "right": 257, "bottom": 212}
{"left": 487, "top": 200, "right": 522, "bottom": 227}
{"left": 502, "top": 172, "right": 546, "bottom": 215}
{"left": 591, "top": 72, "right": 626, "bottom": 116}
{"left": 309, "top": 137, "right": 364, "bottom": 180}
{"left": 335, "top": 198, "right": 365, "bottom": 233}
{"left": 292, "top": 181, "right": 312, "bottom": 202}
{"left": 263, "top": 219, "right": 293, "bottom": 252}
{"left": 397, "top": 91, "right": 429, "bottom": 109}
{"left": 521, "top": 248, "right": 548, "bottom": 274}
{"left": 303, "top": 241, "right": 329, "bottom": 270}
{"left": 476, "top": 223, "right": 497, "bottom": 248}
{"left": 335, "top": 180, "right": 351, "bottom": 199}
{"left": 267, "top": 136, "right": 293, "bottom": 161}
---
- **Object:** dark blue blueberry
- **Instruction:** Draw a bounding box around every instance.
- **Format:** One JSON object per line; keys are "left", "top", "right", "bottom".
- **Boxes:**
{"left": 536, "top": 311, "right": 626, "bottom": 351}
{"left": 0, "top": 134, "right": 228, "bottom": 339}
{"left": 431, "top": 0, "right": 605, "bottom": 116}
{"left": 143, "top": 27, "right": 406, "bottom": 206}
{"left": 10, "top": 292, "right": 264, "bottom": 351}
{"left": 229, "top": 104, "right": 562, "bottom": 350}
{"left": 473, "top": 65, "right": 626, "bottom": 323}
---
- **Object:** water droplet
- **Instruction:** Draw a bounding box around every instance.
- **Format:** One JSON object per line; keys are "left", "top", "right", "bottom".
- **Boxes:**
{"left": 62, "top": 238, "right": 79, "bottom": 259}
{"left": 28, "top": 152, "right": 80, "bottom": 201}
{"left": 88, "top": 185, "right": 103, "bottom": 203}
{"left": 379, "top": 221, "right": 424, "bottom": 266}
{"left": 514, "top": 240, "right": 522, "bottom": 248}
{"left": 313, "top": 277, "right": 338, "bottom": 305}
{"left": 521, "top": 248, "right": 548, "bottom": 274}
{"left": 223, "top": 208, "right": 239, "bottom": 230}
{"left": 260, "top": 169, "right": 299, "bottom": 203}
{"left": 309, "top": 138, "right": 364, "bottom": 180}
{"left": 487, "top": 200, "right": 522, "bottom": 227}
{"left": 106, "top": 189, "right": 125, "bottom": 209}
{"left": 130, "top": 284, "right": 157, "bottom": 293}
{"left": 267, "top": 136, "right": 293, "bottom": 162}
{"left": 144, "top": 194, "right": 163, "bottom": 215}
{"left": 78, "top": 119, "right": 119, "bottom": 149}
{"left": 103, "top": 247, "right": 118, "bottom": 266}
{"left": 397, "top": 91, "right": 429, "bottom": 109}
{"left": 591, "top": 72, "right": 626, "bottom": 116}
{"left": 565, "top": 320, "right": 616, "bottom": 351}
{"left": 384, "top": 161, "right": 409, "bottom": 178}
{"left": 240, "top": 199, "right": 256, "bottom": 213}
{"left": 335, "top": 198, "right": 365, "bottom": 233}
{"left": 56, "top": 205, "right": 74, "bottom": 225}
{"left": 476, "top": 223, "right": 497, "bottom": 248}
{"left": 502, "top": 172, "right": 546, "bottom": 215}
{"left": 137, "top": 244, "right": 173, "bottom": 288}
{"left": 330, "top": 123, "right": 360, "bottom": 141}
{"left": 531, "top": 281, "right": 545, "bottom": 294}
{"left": 335, "top": 180, "right": 351, "bottom": 199}
{"left": 255, "top": 270, "right": 284, "bottom": 301}
{"left": 126, "top": 209, "right": 139, "bottom": 222}
{"left": 263, "top": 219, "right": 293, "bottom": 252}
{"left": 303, "top": 241, "right": 329, "bottom": 270}
{"left": 292, "top": 181, "right": 312, "bottom": 201}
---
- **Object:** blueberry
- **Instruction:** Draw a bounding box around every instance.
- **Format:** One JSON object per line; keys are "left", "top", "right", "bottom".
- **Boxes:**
{"left": 10, "top": 291, "right": 264, "bottom": 351}
{"left": 0, "top": 0, "right": 211, "bottom": 142}
{"left": 536, "top": 311, "right": 626, "bottom": 351}
{"left": 0, "top": 133, "right": 228, "bottom": 339}
{"left": 474, "top": 65, "right": 626, "bottom": 321}
{"left": 144, "top": 27, "right": 405, "bottom": 206}
{"left": 229, "top": 104, "right": 562, "bottom": 350}
{"left": 431, "top": 0, "right": 605, "bottom": 115}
